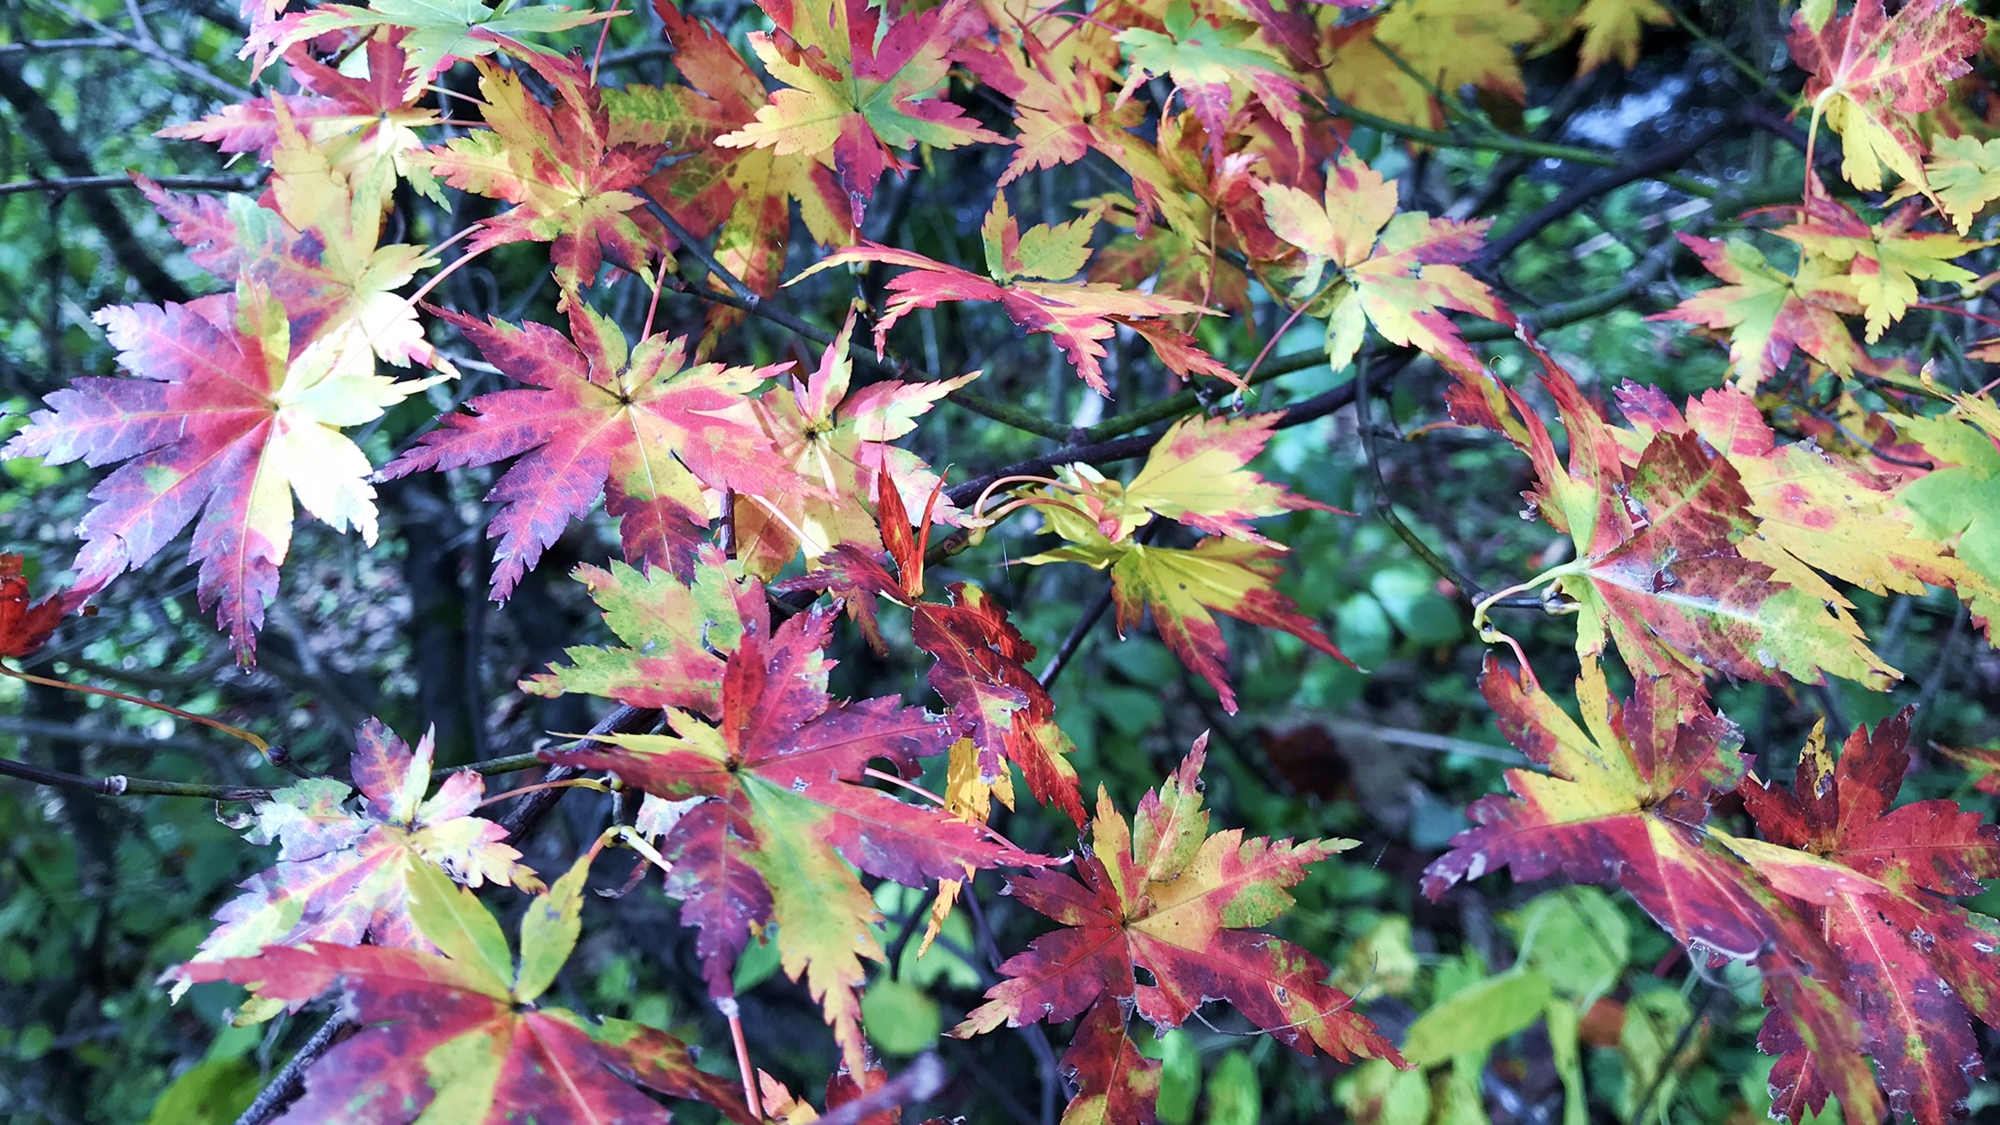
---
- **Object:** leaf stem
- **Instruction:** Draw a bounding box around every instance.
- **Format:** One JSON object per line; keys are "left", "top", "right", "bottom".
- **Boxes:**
{"left": 0, "top": 662, "right": 271, "bottom": 754}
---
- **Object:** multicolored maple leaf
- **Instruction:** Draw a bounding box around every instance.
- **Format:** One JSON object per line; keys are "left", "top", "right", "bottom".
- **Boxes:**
{"left": 175, "top": 719, "right": 541, "bottom": 1001}
{"left": 607, "top": 0, "right": 853, "bottom": 337}
{"left": 1014, "top": 413, "right": 1348, "bottom": 712}
{"left": 1457, "top": 350, "right": 1896, "bottom": 689}
{"left": 421, "top": 53, "right": 671, "bottom": 287}
{"left": 1739, "top": 712, "right": 2000, "bottom": 1124}
{"left": 1778, "top": 193, "right": 1988, "bottom": 344}
{"left": 798, "top": 193, "right": 1235, "bottom": 395}
{"left": 1614, "top": 382, "right": 1977, "bottom": 630}
{"left": 160, "top": 30, "right": 442, "bottom": 197}
{"left": 381, "top": 300, "right": 805, "bottom": 598}
{"left": 180, "top": 858, "right": 754, "bottom": 1125}
{"left": 716, "top": 0, "right": 1007, "bottom": 221}
{"left": 1423, "top": 657, "right": 1884, "bottom": 1125}
{"left": 734, "top": 313, "right": 973, "bottom": 578}
{"left": 1789, "top": 0, "right": 1984, "bottom": 199}
{"left": 2, "top": 280, "right": 437, "bottom": 655}
{"left": 1651, "top": 233, "right": 1864, "bottom": 388}
{"left": 519, "top": 546, "right": 765, "bottom": 716}
{"left": 545, "top": 607, "right": 1041, "bottom": 1072}
{"left": 955, "top": 738, "right": 1400, "bottom": 1125}
{"left": 1259, "top": 151, "right": 1514, "bottom": 377}
{"left": 245, "top": 0, "right": 612, "bottom": 98}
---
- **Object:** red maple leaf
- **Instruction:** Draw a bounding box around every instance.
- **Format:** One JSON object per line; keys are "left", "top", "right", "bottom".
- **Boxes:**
{"left": 1742, "top": 711, "right": 2000, "bottom": 1124}
{"left": 546, "top": 607, "right": 1041, "bottom": 1072}
{"left": 1423, "top": 657, "right": 1883, "bottom": 1125}
{"left": 181, "top": 859, "right": 753, "bottom": 1125}
{"left": 382, "top": 301, "right": 807, "bottom": 598}
{"left": 955, "top": 738, "right": 1398, "bottom": 1124}
{"left": 0, "top": 555, "right": 65, "bottom": 660}
{"left": 798, "top": 194, "right": 1235, "bottom": 395}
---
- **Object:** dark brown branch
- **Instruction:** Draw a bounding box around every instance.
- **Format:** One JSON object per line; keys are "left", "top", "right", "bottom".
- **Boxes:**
{"left": 1481, "top": 118, "right": 1733, "bottom": 266}
{"left": 0, "top": 173, "right": 260, "bottom": 197}
{"left": 0, "top": 754, "right": 269, "bottom": 801}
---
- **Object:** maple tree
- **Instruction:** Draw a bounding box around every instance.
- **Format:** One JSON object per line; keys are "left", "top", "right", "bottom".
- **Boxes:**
{"left": 15, "top": 1, "right": 2000, "bottom": 1124}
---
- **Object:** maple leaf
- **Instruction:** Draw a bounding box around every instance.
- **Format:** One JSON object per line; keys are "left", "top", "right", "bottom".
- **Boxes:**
{"left": 1563, "top": 0, "right": 1673, "bottom": 73}
{"left": 1919, "top": 133, "right": 2000, "bottom": 234}
{"left": 1779, "top": 194, "right": 1988, "bottom": 343}
{"left": 1892, "top": 394, "right": 2000, "bottom": 635}
{"left": 1422, "top": 657, "right": 1885, "bottom": 1124}
{"left": 178, "top": 718, "right": 541, "bottom": 994}
{"left": 180, "top": 858, "right": 754, "bottom": 1125}
{"left": 1, "top": 281, "right": 435, "bottom": 655}
{"left": 161, "top": 30, "right": 442, "bottom": 198}
{"left": 777, "top": 485, "right": 1087, "bottom": 825}
{"left": 1789, "top": 0, "right": 1984, "bottom": 198}
{"left": 715, "top": 0, "right": 1007, "bottom": 221}
{"left": 247, "top": 0, "right": 613, "bottom": 98}
{"left": 1462, "top": 353, "right": 1896, "bottom": 688}
{"left": 799, "top": 194, "right": 1234, "bottom": 395}
{"left": 381, "top": 300, "right": 805, "bottom": 598}
{"left": 1650, "top": 233, "right": 1863, "bottom": 389}
{"left": 1022, "top": 511, "right": 1346, "bottom": 712}
{"left": 1259, "top": 151, "right": 1514, "bottom": 377}
{"left": 0, "top": 555, "right": 65, "bottom": 660}
{"left": 143, "top": 108, "right": 451, "bottom": 373}
{"left": 734, "top": 313, "right": 974, "bottom": 578}
{"left": 545, "top": 607, "right": 1039, "bottom": 1073}
{"left": 1615, "top": 383, "right": 1974, "bottom": 627}
{"left": 607, "top": 1, "right": 853, "bottom": 339}
{"left": 1114, "top": 0, "right": 1305, "bottom": 162}
{"left": 1741, "top": 711, "right": 2000, "bottom": 1124}
{"left": 421, "top": 54, "right": 671, "bottom": 287}
{"left": 955, "top": 737, "right": 1399, "bottom": 1125}
{"left": 1325, "top": 1, "right": 1543, "bottom": 128}
{"left": 520, "top": 546, "right": 766, "bottom": 716}
{"left": 1059, "top": 411, "right": 1337, "bottom": 544}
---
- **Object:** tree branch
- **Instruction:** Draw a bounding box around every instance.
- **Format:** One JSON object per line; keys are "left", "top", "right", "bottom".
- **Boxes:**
{"left": 0, "top": 754, "right": 269, "bottom": 801}
{"left": 0, "top": 172, "right": 260, "bottom": 197}
{"left": 0, "top": 58, "right": 193, "bottom": 305}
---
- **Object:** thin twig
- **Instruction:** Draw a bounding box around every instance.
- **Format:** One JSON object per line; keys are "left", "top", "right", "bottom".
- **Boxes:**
{"left": 0, "top": 715, "right": 219, "bottom": 758}
{"left": 0, "top": 755, "right": 269, "bottom": 801}
{"left": 1037, "top": 581, "right": 1117, "bottom": 690}
{"left": 231, "top": 1012, "right": 349, "bottom": 1125}
{"left": 0, "top": 37, "right": 121, "bottom": 57}
{"left": 0, "top": 172, "right": 263, "bottom": 198}
{"left": 43, "top": 0, "right": 253, "bottom": 101}
{"left": 961, "top": 885, "right": 1062, "bottom": 1125}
